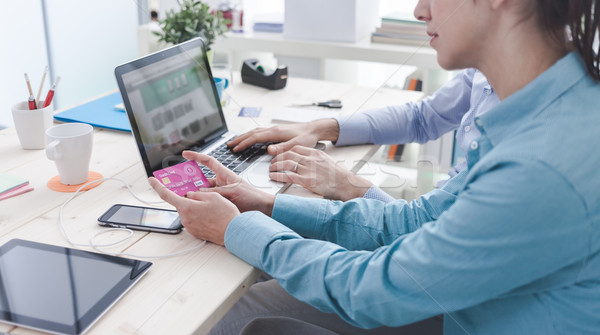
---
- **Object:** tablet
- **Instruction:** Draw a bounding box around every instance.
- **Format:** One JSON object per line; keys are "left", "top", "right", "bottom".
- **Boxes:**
{"left": 0, "top": 239, "right": 152, "bottom": 334}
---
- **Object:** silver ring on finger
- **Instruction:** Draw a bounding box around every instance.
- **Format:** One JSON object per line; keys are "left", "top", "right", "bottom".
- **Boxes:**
{"left": 293, "top": 161, "right": 300, "bottom": 172}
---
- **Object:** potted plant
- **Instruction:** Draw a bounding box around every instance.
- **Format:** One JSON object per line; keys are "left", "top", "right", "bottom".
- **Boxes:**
{"left": 153, "top": 0, "right": 229, "bottom": 51}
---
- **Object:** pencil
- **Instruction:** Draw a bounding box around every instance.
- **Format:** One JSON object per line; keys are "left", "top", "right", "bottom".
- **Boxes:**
{"left": 36, "top": 65, "right": 48, "bottom": 104}
{"left": 24, "top": 73, "right": 34, "bottom": 97}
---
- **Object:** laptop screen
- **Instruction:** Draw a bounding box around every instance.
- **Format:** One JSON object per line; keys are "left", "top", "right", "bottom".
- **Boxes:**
{"left": 115, "top": 38, "right": 227, "bottom": 176}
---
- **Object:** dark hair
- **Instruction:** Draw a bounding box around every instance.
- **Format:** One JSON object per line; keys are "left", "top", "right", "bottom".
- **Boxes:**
{"left": 151, "top": 10, "right": 158, "bottom": 20}
{"left": 538, "top": 0, "right": 600, "bottom": 80}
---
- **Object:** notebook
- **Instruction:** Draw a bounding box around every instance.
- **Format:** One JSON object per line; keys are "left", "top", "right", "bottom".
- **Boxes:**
{"left": 114, "top": 37, "right": 284, "bottom": 194}
{"left": 53, "top": 92, "right": 131, "bottom": 132}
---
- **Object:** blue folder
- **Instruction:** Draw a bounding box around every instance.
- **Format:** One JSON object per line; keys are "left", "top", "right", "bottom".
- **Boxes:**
{"left": 53, "top": 92, "right": 131, "bottom": 132}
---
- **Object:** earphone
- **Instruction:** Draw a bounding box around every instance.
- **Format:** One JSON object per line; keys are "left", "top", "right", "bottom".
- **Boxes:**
{"left": 59, "top": 177, "right": 206, "bottom": 259}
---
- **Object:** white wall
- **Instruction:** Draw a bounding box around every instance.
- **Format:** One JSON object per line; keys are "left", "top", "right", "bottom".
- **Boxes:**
{"left": 43, "top": 1, "right": 139, "bottom": 110}
{"left": 0, "top": 1, "right": 49, "bottom": 128}
{"left": 0, "top": 1, "right": 139, "bottom": 128}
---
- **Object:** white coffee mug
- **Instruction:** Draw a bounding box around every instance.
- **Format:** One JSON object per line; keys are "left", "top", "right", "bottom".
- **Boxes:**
{"left": 11, "top": 101, "right": 54, "bottom": 149}
{"left": 45, "top": 123, "right": 94, "bottom": 185}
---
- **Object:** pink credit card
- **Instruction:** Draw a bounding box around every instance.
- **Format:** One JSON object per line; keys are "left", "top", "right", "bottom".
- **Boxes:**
{"left": 152, "top": 161, "right": 209, "bottom": 196}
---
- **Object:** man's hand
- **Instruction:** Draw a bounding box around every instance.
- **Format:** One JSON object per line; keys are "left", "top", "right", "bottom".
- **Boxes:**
{"left": 227, "top": 118, "right": 340, "bottom": 155}
{"left": 269, "top": 146, "right": 373, "bottom": 201}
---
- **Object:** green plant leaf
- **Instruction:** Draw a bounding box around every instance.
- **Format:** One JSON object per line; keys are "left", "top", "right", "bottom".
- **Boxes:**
{"left": 154, "top": 0, "right": 228, "bottom": 47}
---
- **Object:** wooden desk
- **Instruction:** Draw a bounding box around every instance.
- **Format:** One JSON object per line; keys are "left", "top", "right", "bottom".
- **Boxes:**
{"left": 0, "top": 75, "right": 421, "bottom": 334}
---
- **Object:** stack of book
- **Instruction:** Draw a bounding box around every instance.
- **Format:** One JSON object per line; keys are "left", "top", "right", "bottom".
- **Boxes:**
{"left": 252, "top": 13, "right": 284, "bottom": 33}
{"left": 371, "top": 12, "right": 429, "bottom": 46}
{"left": 0, "top": 173, "right": 33, "bottom": 201}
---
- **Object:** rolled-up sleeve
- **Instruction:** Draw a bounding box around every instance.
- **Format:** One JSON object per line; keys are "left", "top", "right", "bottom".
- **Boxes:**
{"left": 224, "top": 159, "right": 589, "bottom": 329}
{"left": 335, "top": 69, "right": 475, "bottom": 146}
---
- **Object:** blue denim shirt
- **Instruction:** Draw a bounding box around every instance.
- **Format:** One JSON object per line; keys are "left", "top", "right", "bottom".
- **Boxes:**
{"left": 335, "top": 69, "right": 499, "bottom": 202}
{"left": 225, "top": 53, "right": 600, "bottom": 334}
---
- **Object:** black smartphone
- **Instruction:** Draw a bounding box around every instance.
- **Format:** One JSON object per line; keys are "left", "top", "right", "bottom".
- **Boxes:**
{"left": 98, "top": 204, "right": 183, "bottom": 234}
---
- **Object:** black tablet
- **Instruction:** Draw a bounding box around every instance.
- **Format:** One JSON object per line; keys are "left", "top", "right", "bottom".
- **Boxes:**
{"left": 0, "top": 239, "right": 152, "bottom": 334}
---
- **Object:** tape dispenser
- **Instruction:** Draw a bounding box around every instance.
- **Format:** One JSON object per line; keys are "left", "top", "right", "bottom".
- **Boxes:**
{"left": 241, "top": 59, "right": 288, "bottom": 90}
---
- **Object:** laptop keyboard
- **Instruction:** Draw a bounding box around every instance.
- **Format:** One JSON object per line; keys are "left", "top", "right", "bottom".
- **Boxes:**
{"left": 200, "top": 142, "right": 270, "bottom": 178}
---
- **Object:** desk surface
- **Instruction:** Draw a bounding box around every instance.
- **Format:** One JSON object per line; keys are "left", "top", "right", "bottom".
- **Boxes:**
{"left": 0, "top": 75, "right": 421, "bottom": 334}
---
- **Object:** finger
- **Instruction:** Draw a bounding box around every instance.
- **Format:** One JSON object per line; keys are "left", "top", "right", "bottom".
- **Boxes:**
{"left": 267, "top": 139, "right": 301, "bottom": 156}
{"left": 182, "top": 151, "right": 236, "bottom": 180}
{"left": 270, "top": 150, "right": 306, "bottom": 165}
{"left": 148, "top": 177, "right": 186, "bottom": 206}
{"left": 269, "top": 171, "right": 305, "bottom": 185}
{"left": 190, "top": 184, "right": 237, "bottom": 202}
{"left": 185, "top": 189, "right": 215, "bottom": 201}
{"left": 289, "top": 145, "right": 319, "bottom": 156}
{"left": 269, "top": 160, "right": 298, "bottom": 172}
{"left": 229, "top": 130, "right": 273, "bottom": 152}
{"left": 226, "top": 129, "right": 261, "bottom": 150}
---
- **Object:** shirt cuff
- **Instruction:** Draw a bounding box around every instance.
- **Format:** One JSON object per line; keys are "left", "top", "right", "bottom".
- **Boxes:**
{"left": 224, "top": 211, "right": 301, "bottom": 268}
{"left": 335, "top": 114, "right": 371, "bottom": 146}
{"left": 363, "top": 185, "right": 396, "bottom": 203}
{"left": 271, "top": 194, "right": 328, "bottom": 238}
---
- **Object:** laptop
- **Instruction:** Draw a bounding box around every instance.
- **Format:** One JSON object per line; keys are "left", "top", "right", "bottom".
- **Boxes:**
{"left": 114, "top": 37, "right": 284, "bottom": 194}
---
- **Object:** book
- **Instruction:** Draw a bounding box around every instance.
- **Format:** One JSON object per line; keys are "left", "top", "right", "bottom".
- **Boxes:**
{"left": 253, "top": 12, "right": 284, "bottom": 33}
{"left": 53, "top": 92, "right": 131, "bottom": 132}
{"left": 386, "top": 144, "right": 405, "bottom": 162}
{"left": 407, "top": 78, "right": 423, "bottom": 91}
{"left": 371, "top": 34, "right": 430, "bottom": 46}
{"left": 253, "top": 22, "right": 283, "bottom": 33}
{"left": 0, "top": 174, "right": 33, "bottom": 201}
{"left": 381, "top": 12, "right": 426, "bottom": 26}
{"left": 372, "top": 31, "right": 429, "bottom": 41}
{"left": 376, "top": 25, "right": 426, "bottom": 36}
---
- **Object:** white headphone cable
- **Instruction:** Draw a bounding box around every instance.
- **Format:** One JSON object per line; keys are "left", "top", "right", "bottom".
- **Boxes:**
{"left": 58, "top": 177, "right": 206, "bottom": 259}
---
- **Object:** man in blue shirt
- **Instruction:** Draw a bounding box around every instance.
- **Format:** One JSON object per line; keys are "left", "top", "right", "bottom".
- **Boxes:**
{"left": 228, "top": 69, "right": 498, "bottom": 203}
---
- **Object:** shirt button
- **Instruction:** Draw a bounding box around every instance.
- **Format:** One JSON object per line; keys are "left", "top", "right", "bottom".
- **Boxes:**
{"left": 475, "top": 119, "right": 483, "bottom": 127}
{"left": 470, "top": 141, "right": 479, "bottom": 150}
{"left": 464, "top": 125, "right": 471, "bottom": 132}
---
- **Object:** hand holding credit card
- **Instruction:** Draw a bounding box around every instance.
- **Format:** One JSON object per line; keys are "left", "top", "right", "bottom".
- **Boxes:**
{"left": 152, "top": 161, "right": 209, "bottom": 196}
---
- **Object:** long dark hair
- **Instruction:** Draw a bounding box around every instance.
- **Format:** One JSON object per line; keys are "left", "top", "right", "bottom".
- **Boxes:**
{"left": 538, "top": 0, "right": 600, "bottom": 80}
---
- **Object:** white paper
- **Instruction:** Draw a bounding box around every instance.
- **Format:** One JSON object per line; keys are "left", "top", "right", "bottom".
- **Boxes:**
{"left": 272, "top": 107, "right": 340, "bottom": 123}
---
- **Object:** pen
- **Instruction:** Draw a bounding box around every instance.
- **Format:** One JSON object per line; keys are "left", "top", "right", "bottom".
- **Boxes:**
{"left": 43, "top": 76, "right": 61, "bottom": 108}
{"left": 28, "top": 95, "right": 37, "bottom": 110}
{"left": 24, "top": 73, "right": 37, "bottom": 110}
{"left": 36, "top": 65, "right": 48, "bottom": 105}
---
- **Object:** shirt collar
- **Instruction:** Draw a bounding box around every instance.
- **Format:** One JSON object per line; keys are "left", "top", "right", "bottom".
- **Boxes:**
{"left": 476, "top": 52, "right": 586, "bottom": 143}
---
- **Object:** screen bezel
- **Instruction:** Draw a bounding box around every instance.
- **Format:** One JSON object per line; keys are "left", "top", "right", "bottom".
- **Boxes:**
{"left": 98, "top": 204, "right": 183, "bottom": 233}
{"left": 114, "top": 37, "right": 228, "bottom": 177}
{"left": 0, "top": 239, "right": 152, "bottom": 335}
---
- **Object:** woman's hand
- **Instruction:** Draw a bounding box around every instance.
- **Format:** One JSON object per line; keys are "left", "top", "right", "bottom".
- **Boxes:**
{"left": 149, "top": 176, "right": 238, "bottom": 245}
{"left": 148, "top": 151, "right": 277, "bottom": 244}
{"left": 182, "top": 151, "right": 276, "bottom": 215}
{"left": 227, "top": 118, "right": 340, "bottom": 155}
{"left": 269, "top": 146, "right": 373, "bottom": 201}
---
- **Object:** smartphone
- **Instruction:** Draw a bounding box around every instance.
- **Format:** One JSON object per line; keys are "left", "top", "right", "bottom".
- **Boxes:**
{"left": 98, "top": 204, "right": 183, "bottom": 234}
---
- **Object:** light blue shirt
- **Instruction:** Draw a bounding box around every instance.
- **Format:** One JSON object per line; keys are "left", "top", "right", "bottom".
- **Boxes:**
{"left": 225, "top": 53, "right": 600, "bottom": 334}
{"left": 336, "top": 69, "right": 499, "bottom": 202}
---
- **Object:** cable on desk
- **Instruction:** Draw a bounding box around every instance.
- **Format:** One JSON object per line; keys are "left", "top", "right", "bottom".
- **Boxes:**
{"left": 59, "top": 177, "right": 206, "bottom": 259}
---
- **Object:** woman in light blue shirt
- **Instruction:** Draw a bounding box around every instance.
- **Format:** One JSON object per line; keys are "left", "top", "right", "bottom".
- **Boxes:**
{"left": 150, "top": 0, "right": 600, "bottom": 334}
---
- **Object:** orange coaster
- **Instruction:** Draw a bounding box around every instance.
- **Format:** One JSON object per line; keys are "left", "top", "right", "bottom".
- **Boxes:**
{"left": 47, "top": 171, "right": 104, "bottom": 192}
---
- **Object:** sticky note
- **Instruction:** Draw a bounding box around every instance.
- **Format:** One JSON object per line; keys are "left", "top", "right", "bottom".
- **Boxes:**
{"left": 238, "top": 107, "right": 262, "bottom": 117}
